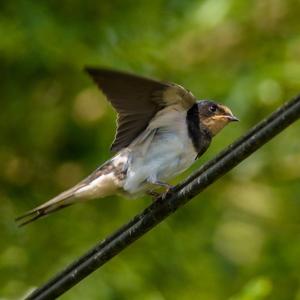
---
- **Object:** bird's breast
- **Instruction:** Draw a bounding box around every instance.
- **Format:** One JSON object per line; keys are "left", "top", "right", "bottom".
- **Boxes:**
{"left": 123, "top": 124, "right": 197, "bottom": 194}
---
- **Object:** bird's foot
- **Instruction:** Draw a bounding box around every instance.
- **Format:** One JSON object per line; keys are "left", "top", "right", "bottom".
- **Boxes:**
{"left": 146, "top": 179, "right": 175, "bottom": 201}
{"left": 154, "top": 181, "right": 175, "bottom": 194}
{"left": 148, "top": 183, "right": 175, "bottom": 201}
{"left": 146, "top": 190, "right": 161, "bottom": 201}
{"left": 162, "top": 184, "right": 175, "bottom": 199}
{"left": 150, "top": 180, "right": 173, "bottom": 190}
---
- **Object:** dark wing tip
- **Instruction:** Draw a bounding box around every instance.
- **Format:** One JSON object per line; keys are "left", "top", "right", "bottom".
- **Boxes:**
{"left": 84, "top": 66, "right": 115, "bottom": 79}
{"left": 84, "top": 66, "right": 105, "bottom": 79}
{"left": 84, "top": 66, "right": 103, "bottom": 75}
{"left": 84, "top": 66, "right": 92, "bottom": 73}
{"left": 84, "top": 66, "right": 128, "bottom": 77}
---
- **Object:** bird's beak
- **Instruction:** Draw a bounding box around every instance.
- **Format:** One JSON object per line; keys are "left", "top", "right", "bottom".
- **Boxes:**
{"left": 218, "top": 105, "right": 239, "bottom": 122}
{"left": 225, "top": 115, "right": 239, "bottom": 122}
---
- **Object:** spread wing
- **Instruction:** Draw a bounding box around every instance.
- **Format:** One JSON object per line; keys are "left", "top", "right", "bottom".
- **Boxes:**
{"left": 85, "top": 67, "right": 196, "bottom": 152}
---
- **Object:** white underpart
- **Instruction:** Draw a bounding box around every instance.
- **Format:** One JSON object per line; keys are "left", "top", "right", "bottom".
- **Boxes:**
{"left": 75, "top": 173, "right": 118, "bottom": 199}
{"left": 123, "top": 106, "right": 197, "bottom": 194}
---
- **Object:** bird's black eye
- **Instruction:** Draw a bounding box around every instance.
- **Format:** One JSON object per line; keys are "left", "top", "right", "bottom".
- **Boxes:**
{"left": 209, "top": 104, "right": 217, "bottom": 113}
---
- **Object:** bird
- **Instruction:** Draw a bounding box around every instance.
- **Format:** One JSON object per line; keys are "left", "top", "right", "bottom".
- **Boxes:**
{"left": 16, "top": 68, "right": 239, "bottom": 226}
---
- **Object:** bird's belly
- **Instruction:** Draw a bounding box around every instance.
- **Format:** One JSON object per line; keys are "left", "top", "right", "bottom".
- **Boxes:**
{"left": 157, "top": 148, "right": 196, "bottom": 179}
{"left": 123, "top": 135, "right": 196, "bottom": 194}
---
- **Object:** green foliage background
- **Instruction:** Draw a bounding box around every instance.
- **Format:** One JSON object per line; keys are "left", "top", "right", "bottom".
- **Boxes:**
{"left": 1, "top": 0, "right": 300, "bottom": 299}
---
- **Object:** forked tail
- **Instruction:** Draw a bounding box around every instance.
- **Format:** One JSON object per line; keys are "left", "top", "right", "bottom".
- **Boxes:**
{"left": 16, "top": 156, "right": 126, "bottom": 226}
{"left": 15, "top": 186, "right": 80, "bottom": 227}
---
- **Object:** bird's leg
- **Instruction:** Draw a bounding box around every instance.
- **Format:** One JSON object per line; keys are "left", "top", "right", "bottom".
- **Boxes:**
{"left": 153, "top": 180, "right": 174, "bottom": 190}
{"left": 147, "top": 177, "right": 175, "bottom": 196}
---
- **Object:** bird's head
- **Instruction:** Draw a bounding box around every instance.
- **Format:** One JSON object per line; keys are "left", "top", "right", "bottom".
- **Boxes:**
{"left": 197, "top": 100, "right": 239, "bottom": 136}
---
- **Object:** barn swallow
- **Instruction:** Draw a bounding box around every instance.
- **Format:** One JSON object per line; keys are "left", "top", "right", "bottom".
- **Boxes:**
{"left": 16, "top": 68, "right": 238, "bottom": 226}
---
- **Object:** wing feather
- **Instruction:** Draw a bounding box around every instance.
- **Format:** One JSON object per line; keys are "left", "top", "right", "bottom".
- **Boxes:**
{"left": 85, "top": 67, "right": 196, "bottom": 152}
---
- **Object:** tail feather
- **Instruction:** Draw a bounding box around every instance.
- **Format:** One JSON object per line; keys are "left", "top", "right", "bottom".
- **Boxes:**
{"left": 15, "top": 159, "right": 122, "bottom": 226}
{"left": 15, "top": 187, "right": 79, "bottom": 227}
